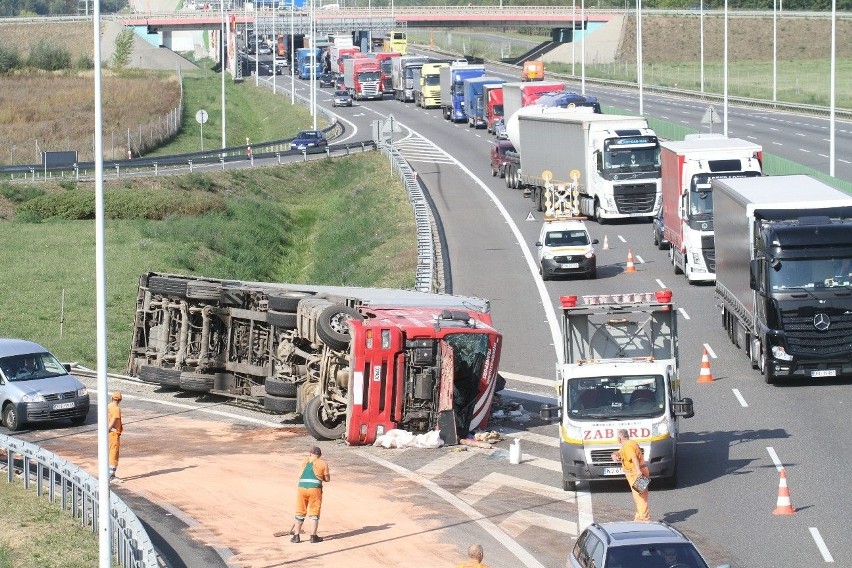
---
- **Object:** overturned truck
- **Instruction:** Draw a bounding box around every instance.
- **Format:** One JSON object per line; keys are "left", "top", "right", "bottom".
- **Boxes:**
{"left": 128, "top": 272, "right": 503, "bottom": 445}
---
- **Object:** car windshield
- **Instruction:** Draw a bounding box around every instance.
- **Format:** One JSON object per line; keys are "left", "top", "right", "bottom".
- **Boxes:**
{"left": 605, "top": 542, "right": 710, "bottom": 568}
{"left": 297, "top": 131, "right": 319, "bottom": 140}
{"left": 544, "top": 230, "right": 589, "bottom": 247}
{"left": 335, "top": 89, "right": 349, "bottom": 96}
{"left": 1, "top": 352, "right": 68, "bottom": 382}
{"left": 567, "top": 375, "right": 666, "bottom": 419}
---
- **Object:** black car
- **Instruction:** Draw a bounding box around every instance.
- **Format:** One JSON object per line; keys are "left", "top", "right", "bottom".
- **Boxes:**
{"left": 652, "top": 208, "right": 670, "bottom": 250}
{"left": 289, "top": 130, "right": 328, "bottom": 151}
{"left": 319, "top": 72, "right": 336, "bottom": 88}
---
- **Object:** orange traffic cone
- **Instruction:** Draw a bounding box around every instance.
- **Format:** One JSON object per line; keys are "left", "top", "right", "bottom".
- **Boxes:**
{"left": 602, "top": 235, "right": 610, "bottom": 250}
{"left": 624, "top": 249, "right": 636, "bottom": 273}
{"left": 697, "top": 347, "right": 714, "bottom": 383}
{"left": 772, "top": 468, "right": 796, "bottom": 515}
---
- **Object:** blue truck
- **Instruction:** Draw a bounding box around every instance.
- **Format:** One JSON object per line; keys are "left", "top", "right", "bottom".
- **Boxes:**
{"left": 439, "top": 63, "right": 485, "bottom": 123}
{"left": 463, "top": 76, "right": 505, "bottom": 128}
{"left": 297, "top": 47, "right": 322, "bottom": 80}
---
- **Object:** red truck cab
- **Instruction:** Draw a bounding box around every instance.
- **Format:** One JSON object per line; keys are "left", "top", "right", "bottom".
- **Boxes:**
{"left": 344, "top": 307, "right": 502, "bottom": 446}
{"left": 375, "top": 51, "right": 400, "bottom": 94}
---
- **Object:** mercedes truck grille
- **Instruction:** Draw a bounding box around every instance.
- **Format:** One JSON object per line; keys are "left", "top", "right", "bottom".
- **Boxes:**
{"left": 782, "top": 311, "right": 852, "bottom": 356}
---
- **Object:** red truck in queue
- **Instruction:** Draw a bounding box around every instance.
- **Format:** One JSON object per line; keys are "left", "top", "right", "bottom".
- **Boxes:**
{"left": 127, "top": 272, "right": 503, "bottom": 445}
{"left": 343, "top": 57, "right": 382, "bottom": 100}
{"left": 484, "top": 84, "right": 503, "bottom": 134}
{"left": 375, "top": 51, "right": 400, "bottom": 94}
{"left": 335, "top": 47, "right": 361, "bottom": 74}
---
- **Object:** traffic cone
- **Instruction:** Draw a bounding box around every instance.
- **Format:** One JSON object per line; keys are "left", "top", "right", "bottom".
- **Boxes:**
{"left": 772, "top": 468, "right": 796, "bottom": 515}
{"left": 697, "top": 347, "right": 714, "bottom": 383}
{"left": 624, "top": 249, "right": 636, "bottom": 273}
{"left": 603, "top": 235, "right": 609, "bottom": 250}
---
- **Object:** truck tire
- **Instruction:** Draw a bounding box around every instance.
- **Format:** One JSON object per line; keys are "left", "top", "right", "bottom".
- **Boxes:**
{"left": 186, "top": 281, "right": 223, "bottom": 301}
{"left": 148, "top": 276, "right": 188, "bottom": 298}
{"left": 594, "top": 199, "right": 607, "bottom": 225}
{"left": 138, "top": 364, "right": 181, "bottom": 387}
{"left": 268, "top": 311, "right": 298, "bottom": 329}
{"left": 760, "top": 342, "right": 777, "bottom": 385}
{"left": 670, "top": 248, "right": 683, "bottom": 275}
{"left": 3, "top": 404, "right": 22, "bottom": 432}
{"left": 265, "top": 377, "right": 298, "bottom": 397}
{"left": 264, "top": 394, "right": 298, "bottom": 413}
{"left": 179, "top": 372, "right": 215, "bottom": 393}
{"left": 268, "top": 290, "right": 315, "bottom": 312}
{"left": 317, "top": 304, "right": 364, "bottom": 351}
{"left": 303, "top": 395, "right": 346, "bottom": 441}
{"left": 505, "top": 166, "right": 513, "bottom": 188}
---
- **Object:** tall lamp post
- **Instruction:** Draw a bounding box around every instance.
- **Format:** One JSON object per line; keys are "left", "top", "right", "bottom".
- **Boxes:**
{"left": 723, "top": 0, "right": 728, "bottom": 137}
{"left": 699, "top": 0, "right": 704, "bottom": 93}
{"left": 636, "top": 0, "right": 643, "bottom": 116}
{"left": 272, "top": 6, "right": 276, "bottom": 94}
{"left": 291, "top": 1, "right": 295, "bottom": 104}
{"left": 254, "top": 7, "right": 259, "bottom": 86}
{"left": 830, "top": 0, "right": 836, "bottom": 177}
{"left": 580, "top": 0, "right": 585, "bottom": 94}
{"left": 221, "top": 0, "right": 227, "bottom": 149}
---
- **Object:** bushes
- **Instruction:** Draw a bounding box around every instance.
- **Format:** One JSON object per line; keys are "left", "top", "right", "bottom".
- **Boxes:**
{"left": 16, "top": 188, "right": 227, "bottom": 221}
{"left": 27, "top": 39, "right": 71, "bottom": 71}
{"left": 0, "top": 43, "right": 20, "bottom": 74}
{"left": 0, "top": 182, "right": 46, "bottom": 203}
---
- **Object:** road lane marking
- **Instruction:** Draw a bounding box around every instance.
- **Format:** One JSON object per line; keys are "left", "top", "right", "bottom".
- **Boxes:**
{"left": 416, "top": 448, "right": 477, "bottom": 478}
{"left": 800, "top": 148, "right": 811, "bottom": 153}
{"left": 460, "top": 472, "right": 575, "bottom": 506}
{"left": 501, "top": 510, "right": 577, "bottom": 538}
{"left": 635, "top": 254, "right": 645, "bottom": 263}
{"left": 656, "top": 278, "right": 667, "bottom": 289}
{"left": 702, "top": 343, "right": 717, "bottom": 358}
{"left": 359, "top": 453, "right": 548, "bottom": 568}
{"left": 795, "top": 133, "right": 806, "bottom": 137}
{"left": 773, "top": 142, "right": 784, "bottom": 146}
{"left": 501, "top": 371, "right": 558, "bottom": 388}
{"left": 731, "top": 388, "right": 748, "bottom": 407}
{"left": 617, "top": 235, "right": 626, "bottom": 243}
{"left": 809, "top": 527, "right": 835, "bottom": 562}
{"left": 502, "top": 428, "right": 560, "bottom": 448}
{"left": 678, "top": 308, "right": 690, "bottom": 320}
{"left": 766, "top": 446, "right": 784, "bottom": 471}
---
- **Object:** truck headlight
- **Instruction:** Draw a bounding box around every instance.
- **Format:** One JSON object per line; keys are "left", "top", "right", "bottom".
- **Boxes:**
{"left": 22, "top": 392, "right": 45, "bottom": 403}
{"left": 652, "top": 417, "right": 669, "bottom": 437}
{"left": 771, "top": 345, "right": 794, "bottom": 361}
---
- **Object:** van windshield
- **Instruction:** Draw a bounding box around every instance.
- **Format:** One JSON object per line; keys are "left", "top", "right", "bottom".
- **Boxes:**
{"left": 567, "top": 375, "right": 665, "bottom": 419}
{"left": 1, "top": 352, "right": 67, "bottom": 382}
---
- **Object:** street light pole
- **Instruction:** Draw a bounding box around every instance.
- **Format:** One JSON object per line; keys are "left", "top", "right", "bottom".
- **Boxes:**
{"left": 773, "top": 0, "right": 777, "bottom": 103}
{"left": 580, "top": 0, "right": 585, "bottom": 94}
{"left": 272, "top": 6, "right": 277, "bottom": 94}
{"left": 291, "top": 2, "right": 295, "bottom": 104}
{"left": 636, "top": 0, "right": 643, "bottom": 116}
{"left": 699, "top": 0, "right": 704, "bottom": 93}
{"left": 830, "top": 0, "right": 836, "bottom": 177}
{"left": 255, "top": 7, "right": 259, "bottom": 86}
{"left": 723, "top": 0, "right": 728, "bottom": 137}
{"left": 221, "top": 0, "right": 227, "bottom": 149}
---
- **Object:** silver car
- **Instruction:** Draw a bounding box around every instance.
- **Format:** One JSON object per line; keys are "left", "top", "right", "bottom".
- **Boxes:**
{"left": 0, "top": 338, "right": 90, "bottom": 431}
{"left": 332, "top": 88, "right": 352, "bottom": 107}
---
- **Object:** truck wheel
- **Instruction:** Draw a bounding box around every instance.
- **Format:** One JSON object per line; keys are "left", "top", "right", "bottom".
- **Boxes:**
{"left": 317, "top": 304, "right": 364, "bottom": 351}
{"left": 504, "top": 166, "right": 513, "bottom": 188}
{"left": 3, "top": 404, "right": 22, "bottom": 431}
{"left": 268, "top": 290, "right": 315, "bottom": 312}
{"left": 267, "top": 311, "right": 298, "bottom": 329}
{"left": 749, "top": 336, "right": 761, "bottom": 370}
{"left": 760, "top": 342, "right": 777, "bottom": 385}
{"left": 179, "top": 372, "right": 215, "bottom": 393}
{"left": 594, "top": 200, "right": 607, "bottom": 225}
{"left": 265, "top": 377, "right": 298, "bottom": 397}
{"left": 670, "top": 248, "right": 683, "bottom": 275}
{"left": 491, "top": 165, "right": 497, "bottom": 177}
{"left": 536, "top": 189, "right": 544, "bottom": 212}
{"left": 303, "top": 395, "right": 346, "bottom": 441}
{"left": 562, "top": 479, "right": 577, "bottom": 491}
{"left": 264, "top": 394, "right": 298, "bottom": 413}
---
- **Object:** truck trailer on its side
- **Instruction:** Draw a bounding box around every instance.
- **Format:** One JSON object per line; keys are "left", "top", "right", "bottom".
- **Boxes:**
{"left": 713, "top": 175, "right": 852, "bottom": 384}
{"left": 660, "top": 137, "right": 763, "bottom": 283}
{"left": 128, "top": 272, "right": 503, "bottom": 445}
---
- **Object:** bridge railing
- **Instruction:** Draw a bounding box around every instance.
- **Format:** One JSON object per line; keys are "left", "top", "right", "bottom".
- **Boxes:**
{"left": 0, "top": 434, "right": 158, "bottom": 568}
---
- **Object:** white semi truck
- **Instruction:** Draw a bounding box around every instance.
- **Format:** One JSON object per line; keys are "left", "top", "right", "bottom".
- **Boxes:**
{"left": 540, "top": 291, "right": 694, "bottom": 490}
{"left": 507, "top": 107, "right": 662, "bottom": 222}
{"left": 660, "top": 136, "right": 763, "bottom": 283}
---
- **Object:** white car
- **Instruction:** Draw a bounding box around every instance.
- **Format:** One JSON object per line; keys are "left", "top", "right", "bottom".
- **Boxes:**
{"left": 535, "top": 219, "right": 598, "bottom": 280}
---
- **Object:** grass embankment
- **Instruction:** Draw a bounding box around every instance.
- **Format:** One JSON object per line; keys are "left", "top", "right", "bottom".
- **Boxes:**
{"left": 0, "top": 153, "right": 415, "bottom": 371}
{"left": 0, "top": 479, "right": 115, "bottom": 568}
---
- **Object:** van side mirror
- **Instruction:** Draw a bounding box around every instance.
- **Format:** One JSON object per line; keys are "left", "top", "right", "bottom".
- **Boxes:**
{"left": 63, "top": 363, "right": 72, "bottom": 373}
{"left": 672, "top": 397, "right": 694, "bottom": 418}
{"left": 539, "top": 404, "right": 561, "bottom": 422}
{"left": 592, "top": 239, "right": 599, "bottom": 245}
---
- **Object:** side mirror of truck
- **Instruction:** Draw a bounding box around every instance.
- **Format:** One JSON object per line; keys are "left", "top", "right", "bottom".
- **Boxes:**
{"left": 749, "top": 259, "right": 760, "bottom": 292}
{"left": 672, "top": 397, "right": 694, "bottom": 418}
{"left": 535, "top": 241, "right": 543, "bottom": 247}
{"left": 539, "top": 404, "right": 561, "bottom": 422}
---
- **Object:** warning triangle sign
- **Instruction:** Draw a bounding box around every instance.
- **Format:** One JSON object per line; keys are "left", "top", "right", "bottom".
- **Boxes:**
{"left": 701, "top": 105, "right": 721, "bottom": 124}
{"left": 526, "top": 211, "right": 536, "bottom": 221}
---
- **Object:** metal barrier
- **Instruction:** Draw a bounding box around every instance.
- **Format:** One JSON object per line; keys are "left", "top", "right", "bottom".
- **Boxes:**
{"left": 378, "top": 143, "right": 438, "bottom": 294}
{"left": 0, "top": 434, "right": 158, "bottom": 568}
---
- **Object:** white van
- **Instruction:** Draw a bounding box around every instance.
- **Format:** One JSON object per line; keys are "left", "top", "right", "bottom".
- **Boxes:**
{"left": 535, "top": 219, "right": 598, "bottom": 280}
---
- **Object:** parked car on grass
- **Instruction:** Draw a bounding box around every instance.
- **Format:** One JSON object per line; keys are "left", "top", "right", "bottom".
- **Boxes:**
{"left": 0, "top": 338, "right": 90, "bottom": 431}
{"left": 289, "top": 130, "right": 328, "bottom": 151}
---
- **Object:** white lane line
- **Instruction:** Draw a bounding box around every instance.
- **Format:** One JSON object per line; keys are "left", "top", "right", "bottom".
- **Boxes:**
{"left": 501, "top": 371, "right": 558, "bottom": 388}
{"left": 501, "top": 429, "right": 560, "bottom": 448}
{"left": 747, "top": 135, "right": 758, "bottom": 140}
{"left": 841, "top": 159, "right": 851, "bottom": 164}
{"left": 819, "top": 154, "right": 829, "bottom": 158}
{"left": 656, "top": 278, "right": 667, "bottom": 289}
{"left": 358, "top": 453, "right": 549, "bottom": 568}
{"left": 703, "top": 343, "right": 717, "bottom": 359}
{"left": 678, "top": 308, "right": 690, "bottom": 320}
{"left": 800, "top": 148, "right": 811, "bottom": 153}
{"left": 416, "top": 448, "right": 477, "bottom": 478}
{"left": 809, "top": 527, "right": 835, "bottom": 562}
{"left": 87, "top": 388, "right": 287, "bottom": 428}
{"left": 635, "top": 254, "right": 645, "bottom": 264}
{"left": 766, "top": 446, "right": 784, "bottom": 471}
{"left": 617, "top": 235, "right": 627, "bottom": 243}
{"left": 770, "top": 127, "right": 779, "bottom": 131}
{"left": 731, "top": 388, "right": 748, "bottom": 407}
{"left": 795, "top": 133, "right": 806, "bottom": 137}
{"left": 773, "top": 142, "right": 784, "bottom": 146}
